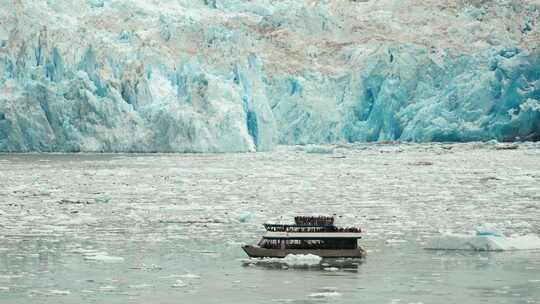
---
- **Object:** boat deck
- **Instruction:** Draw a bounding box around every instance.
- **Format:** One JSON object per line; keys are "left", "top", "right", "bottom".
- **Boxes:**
{"left": 263, "top": 231, "right": 362, "bottom": 239}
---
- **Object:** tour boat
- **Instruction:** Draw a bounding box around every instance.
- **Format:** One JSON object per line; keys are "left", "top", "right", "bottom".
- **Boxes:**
{"left": 242, "top": 216, "right": 365, "bottom": 258}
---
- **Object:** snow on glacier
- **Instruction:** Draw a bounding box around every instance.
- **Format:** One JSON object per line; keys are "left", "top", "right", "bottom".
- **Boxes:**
{"left": 0, "top": 0, "right": 539, "bottom": 152}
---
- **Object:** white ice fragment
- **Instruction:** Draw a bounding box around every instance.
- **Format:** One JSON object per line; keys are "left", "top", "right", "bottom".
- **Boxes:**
{"left": 0, "top": 287, "right": 10, "bottom": 291}
{"left": 283, "top": 254, "right": 322, "bottom": 266}
{"left": 172, "top": 280, "right": 187, "bottom": 288}
{"left": 475, "top": 223, "right": 502, "bottom": 236}
{"left": 177, "top": 274, "right": 201, "bottom": 279}
{"left": 427, "top": 233, "right": 540, "bottom": 251}
{"left": 323, "top": 267, "right": 339, "bottom": 272}
{"left": 308, "top": 291, "right": 342, "bottom": 298}
{"left": 83, "top": 252, "right": 125, "bottom": 263}
{"left": 129, "top": 284, "right": 153, "bottom": 289}
{"left": 237, "top": 212, "right": 252, "bottom": 223}
{"left": 71, "top": 248, "right": 99, "bottom": 254}
{"left": 94, "top": 194, "right": 111, "bottom": 203}
{"left": 386, "top": 239, "right": 408, "bottom": 244}
{"left": 49, "top": 290, "right": 70, "bottom": 295}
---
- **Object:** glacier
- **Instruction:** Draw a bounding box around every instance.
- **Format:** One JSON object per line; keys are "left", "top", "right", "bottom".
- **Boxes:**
{"left": 0, "top": 0, "right": 539, "bottom": 152}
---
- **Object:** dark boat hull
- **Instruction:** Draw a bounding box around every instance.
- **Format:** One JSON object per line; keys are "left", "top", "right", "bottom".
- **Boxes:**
{"left": 242, "top": 245, "right": 366, "bottom": 258}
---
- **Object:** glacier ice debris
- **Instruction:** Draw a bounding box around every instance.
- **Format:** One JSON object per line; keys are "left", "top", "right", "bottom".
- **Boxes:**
{"left": 0, "top": 0, "right": 539, "bottom": 152}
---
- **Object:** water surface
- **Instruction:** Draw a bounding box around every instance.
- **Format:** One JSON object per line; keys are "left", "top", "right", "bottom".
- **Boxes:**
{"left": 0, "top": 143, "right": 539, "bottom": 303}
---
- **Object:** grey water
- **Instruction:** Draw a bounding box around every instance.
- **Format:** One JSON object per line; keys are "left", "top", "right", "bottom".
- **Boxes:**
{"left": 0, "top": 143, "right": 539, "bottom": 304}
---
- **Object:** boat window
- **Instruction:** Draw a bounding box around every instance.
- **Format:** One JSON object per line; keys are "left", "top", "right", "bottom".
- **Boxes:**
{"left": 259, "top": 239, "right": 282, "bottom": 249}
{"left": 284, "top": 238, "right": 357, "bottom": 249}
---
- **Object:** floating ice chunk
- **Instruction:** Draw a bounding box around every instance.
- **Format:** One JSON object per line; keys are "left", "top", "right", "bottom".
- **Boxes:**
{"left": 172, "top": 280, "right": 187, "bottom": 288}
{"left": 427, "top": 233, "right": 540, "bottom": 251}
{"left": 0, "top": 287, "right": 9, "bottom": 291}
{"left": 304, "top": 145, "right": 334, "bottom": 154}
{"left": 237, "top": 212, "right": 252, "bottom": 223}
{"left": 323, "top": 267, "right": 339, "bottom": 272}
{"left": 475, "top": 223, "right": 502, "bottom": 236}
{"left": 71, "top": 248, "right": 99, "bottom": 254}
{"left": 49, "top": 290, "right": 70, "bottom": 295}
{"left": 272, "top": 299, "right": 294, "bottom": 303}
{"left": 177, "top": 274, "right": 201, "bottom": 279}
{"left": 129, "top": 284, "right": 153, "bottom": 289}
{"left": 308, "top": 291, "right": 342, "bottom": 298}
{"left": 83, "top": 252, "right": 125, "bottom": 263}
{"left": 88, "top": 0, "right": 104, "bottom": 8}
{"left": 283, "top": 254, "right": 322, "bottom": 266}
{"left": 94, "top": 194, "right": 111, "bottom": 203}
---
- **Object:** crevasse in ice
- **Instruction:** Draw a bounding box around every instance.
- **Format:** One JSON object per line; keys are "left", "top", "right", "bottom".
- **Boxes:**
{"left": 0, "top": 0, "right": 539, "bottom": 152}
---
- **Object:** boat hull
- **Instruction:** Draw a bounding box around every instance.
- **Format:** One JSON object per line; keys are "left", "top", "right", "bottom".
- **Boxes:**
{"left": 242, "top": 245, "right": 366, "bottom": 258}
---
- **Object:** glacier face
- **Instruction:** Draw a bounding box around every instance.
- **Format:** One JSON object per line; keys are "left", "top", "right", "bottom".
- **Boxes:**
{"left": 0, "top": 0, "right": 539, "bottom": 152}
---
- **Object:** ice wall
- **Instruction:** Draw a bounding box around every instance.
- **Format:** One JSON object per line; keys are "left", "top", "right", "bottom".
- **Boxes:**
{"left": 0, "top": 0, "right": 539, "bottom": 152}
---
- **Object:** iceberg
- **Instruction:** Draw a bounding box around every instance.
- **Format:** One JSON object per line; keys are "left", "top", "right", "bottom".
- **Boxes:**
{"left": 426, "top": 233, "right": 540, "bottom": 251}
{"left": 0, "top": 1, "right": 539, "bottom": 152}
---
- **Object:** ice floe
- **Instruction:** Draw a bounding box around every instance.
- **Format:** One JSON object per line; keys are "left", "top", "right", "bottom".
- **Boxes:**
{"left": 72, "top": 247, "right": 125, "bottom": 263}
{"left": 94, "top": 194, "right": 112, "bottom": 204}
{"left": 128, "top": 284, "right": 153, "bottom": 289}
{"left": 243, "top": 254, "right": 323, "bottom": 268}
{"left": 177, "top": 274, "right": 201, "bottom": 279}
{"left": 237, "top": 212, "right": 252, "bottom": 223}
{"left": 172, "top": 280, "right": 187, "bottom": 288}
{"left": 308, "top": 291, "right": 342, "bottom": 298}
{"left": 48, "top": 289, "right": 71, "bottom": 295}
{"left": 427, "top": 233, "right": 540, "bottom": 251}
{"left": 283, "top": 254, "right": 322, "bottom": 266}
{"left": 83, "top": 252, "right": 125, "bottom": 263}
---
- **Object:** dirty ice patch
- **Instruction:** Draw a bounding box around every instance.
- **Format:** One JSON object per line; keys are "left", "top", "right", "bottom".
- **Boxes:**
{"left": 426, "top": 233, "right": 540, "bottom": 251}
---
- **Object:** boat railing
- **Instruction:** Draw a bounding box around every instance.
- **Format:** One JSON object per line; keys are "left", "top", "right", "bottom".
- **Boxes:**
{"left": 294, "top": 216, "right": 334, "bottom": 226}
{"left": 263, "top": 223, "right": 361, "bottom": 233}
